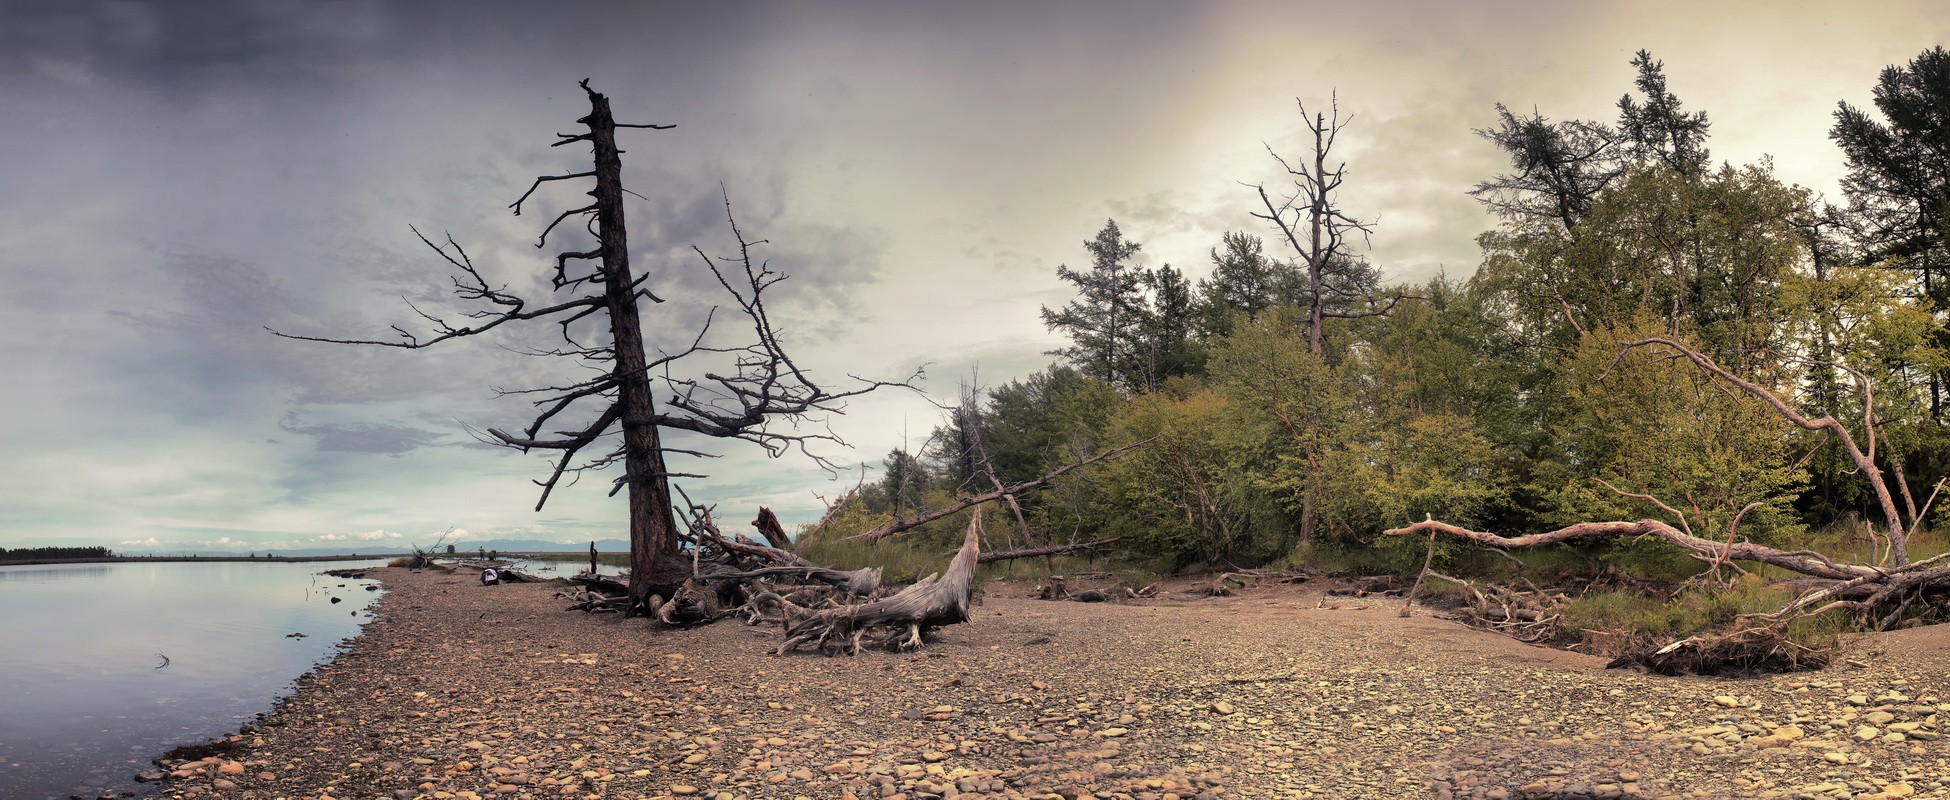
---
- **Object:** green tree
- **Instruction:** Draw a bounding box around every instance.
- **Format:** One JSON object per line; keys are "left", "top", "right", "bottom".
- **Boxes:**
{"left": 1093, "top": 386, "right": 1290, "bottom": 565}
{"left": 1616, "top": 49, "right": 1712, "bottom": 177}
{"left": 1471, "top": 104, "right": 1625, "bottom": 233}
{"left": 1832, "top": 45, "right": 1950, "bottom": 417}
{"left": 1137, "top": 263, "right": 1203, "bottom": 387}
{"left": 1548, "top": 323, "right": 1808, "bottom": 574}
{"left": 1042, "top": 220, "right": 1148, "bottom": 391}
{"left": 978, "top": 365, "right": 1124, "bottom": 540}
{"left": 1195, "top": 231, "right": 1296, "bottom": 337}
{"left": 1207, "top": 307, "right": 1352, "bottom": 546}
{"left": 878, "top": 448, "right": 930, "bottom": 517}
{"left": 1477, "top": 163, "right": 1809, "bottom": 369}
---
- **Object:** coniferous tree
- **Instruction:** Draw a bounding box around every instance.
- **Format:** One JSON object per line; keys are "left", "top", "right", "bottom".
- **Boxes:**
{"left": 1833, "top": 46, "right": 1950, "bottom": 416}
{"left": 1195, "top": 231, "right": 1289, "bottom": 337}
{"left": 1042, "top": 220, "right": 1147, "bottom": 391}
{"left": 1470, "top": 105, "right": 1625, "bottom": 233}
{"left": 1138, "top": 263, "right": 1202, "bottom": 387}
{"left": 1616, "top": 49, "right": 1712, "bottom": 177}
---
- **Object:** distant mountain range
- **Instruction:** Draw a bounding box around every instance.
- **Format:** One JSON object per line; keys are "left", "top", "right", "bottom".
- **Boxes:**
{"left": 121, "top": 538, "right": 633, "bottom": 558}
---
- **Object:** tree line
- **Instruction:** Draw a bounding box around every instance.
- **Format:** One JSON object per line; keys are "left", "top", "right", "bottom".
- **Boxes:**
{"left": 0, "top": 546, "right": 114, "bottom": 562}
{"left": 812, "top": 47, "right": 1950, "bottom": 578}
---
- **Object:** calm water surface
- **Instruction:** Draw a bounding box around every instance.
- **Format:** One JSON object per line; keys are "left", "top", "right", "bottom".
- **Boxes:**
{"left": 0, "top": 560, "right": 389, "bottom": 800}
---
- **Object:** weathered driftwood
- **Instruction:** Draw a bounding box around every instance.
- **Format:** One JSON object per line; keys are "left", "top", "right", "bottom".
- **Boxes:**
{"left": 1386, "top": 518, "right": 1877, "bottom": 581}
{"left": 769, "top": 511, "right": 986, "bottom": 655}
{"left": 752, "top": 507, "right": 793, "bottom": 549}
{"left": 712, "top": 564, "right": 882, "bottom": 596}
{"left": 976, "top": 537, "right": 1121, "bottom": 565}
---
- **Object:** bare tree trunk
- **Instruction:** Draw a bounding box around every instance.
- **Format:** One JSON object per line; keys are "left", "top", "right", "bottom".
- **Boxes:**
{"left": 1298, "top": 486, "right": 1318, "bottom": 546}
{"left": 581, "top": 89, "right": 686, "bottom": 606}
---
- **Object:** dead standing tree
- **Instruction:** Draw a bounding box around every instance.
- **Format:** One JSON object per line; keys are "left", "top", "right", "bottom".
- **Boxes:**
{"left": 1387, "top": 338, "right": 1950, "bottom": 670}
{"left": 1248, "top": 95, "right": 1409, "bottom": 544}
{"left": 274, "top": 81, "right": 907, "bottom": 614}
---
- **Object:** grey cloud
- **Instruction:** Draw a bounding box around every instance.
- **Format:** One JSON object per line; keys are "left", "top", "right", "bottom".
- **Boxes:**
{"left": 278, "top": 414, "right": 444, "bottom": 455}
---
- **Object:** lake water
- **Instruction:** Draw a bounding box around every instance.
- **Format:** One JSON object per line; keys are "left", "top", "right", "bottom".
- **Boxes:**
{"left": 0, "top": 559, "right": 390, "bottom": 800}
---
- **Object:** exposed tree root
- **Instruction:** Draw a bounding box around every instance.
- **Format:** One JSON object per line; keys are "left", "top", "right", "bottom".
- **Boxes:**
{"left": 1607, "top": 621, "right": 1831, "bottom": 676}
{"left": 770, "top": 511, "right": 985, "bottom": 655}
{"left": 1385, "top": 519, "right": 1950, "bottom": 673}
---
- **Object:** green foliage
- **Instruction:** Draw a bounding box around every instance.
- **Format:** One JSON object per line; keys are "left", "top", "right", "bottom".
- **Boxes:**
{"left": 840, "top": 48, "right": 1950, "bottom": 598}
{"left": 1138, "top": 263, "right": 1204, "bottom": 386}
{"left": 793, "top": 500, "right": 947, "bottom": 584}
{"left": 1551, "top": 322, "right": 1809, "bottom": 557}
{"left": 1616, "top": 49, "right": 1712, "bottom": 177}
{"left": 1040, "top": 219, "right": 1151, "bottom": 392}
{"left": 1091, "top": 386, "right": 1290, "bottom": 565}
{"left": 1832, "top": 45, "right": 1950, "bottom": 300}
{"left": 1194, "top": 231, "right": 1295, "bottom": 338}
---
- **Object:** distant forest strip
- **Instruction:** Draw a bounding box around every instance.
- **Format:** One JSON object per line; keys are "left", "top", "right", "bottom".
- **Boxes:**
{"left": 0, "top": 545, "right": 113, "bottom": 562}
{"left": 0, "top": 551, "right": 387, "bottom": 566}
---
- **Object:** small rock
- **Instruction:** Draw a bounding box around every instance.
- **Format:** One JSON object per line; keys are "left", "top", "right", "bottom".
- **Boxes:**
{"left": 1713, "top": 695, "right": 1740, "bottom": 708}
{"left": 1212, "top": 701, "right": 1236, "bottom": 715}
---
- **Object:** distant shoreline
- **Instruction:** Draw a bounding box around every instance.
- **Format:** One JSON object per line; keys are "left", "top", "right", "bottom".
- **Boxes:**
{"left": 0, "top": 554, "right": 395, "bottom": 566}
{"left": 0, "top": 552, "right": 631, "bottom": 567}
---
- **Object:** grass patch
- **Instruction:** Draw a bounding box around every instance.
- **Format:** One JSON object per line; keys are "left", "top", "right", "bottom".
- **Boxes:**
{"left": 1556, "top": 575, "right": 1850, "bottom": 672}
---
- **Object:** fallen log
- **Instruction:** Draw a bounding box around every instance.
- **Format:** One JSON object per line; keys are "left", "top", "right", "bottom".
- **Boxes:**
{"left": 771, "top": 510, "right": 986, "bottom": 654}
{"left": 709, "top": 564, "right": 882, "bottom": 596}
{"left": 1385, "top": 518, "right": 1875, "bottom": 581}
{"left": 975, "top": 537, "right": 1121, "bottom": 565}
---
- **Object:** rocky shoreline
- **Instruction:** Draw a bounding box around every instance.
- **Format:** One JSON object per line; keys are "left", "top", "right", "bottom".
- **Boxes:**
{"left": 142, "top": 567, "right": 1950, "bottom": 800}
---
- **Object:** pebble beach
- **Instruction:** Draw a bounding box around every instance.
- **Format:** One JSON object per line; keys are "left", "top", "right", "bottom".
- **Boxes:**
{"left": 144, "top": 566, "right": 1950, "bottom": 800}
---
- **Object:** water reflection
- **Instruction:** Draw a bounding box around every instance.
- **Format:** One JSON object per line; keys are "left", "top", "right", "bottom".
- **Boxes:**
{"left": 0, "top": 564, "right": 110, "bottom": 582}
{"left": 0, "top": 559, "right": 388, "bottom": 800}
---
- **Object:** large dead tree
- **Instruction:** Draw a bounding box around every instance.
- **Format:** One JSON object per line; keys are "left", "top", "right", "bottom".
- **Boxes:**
{"left": 1248, "top": 95, "right": 1408, "bottom": 546}
{"left": 274, "top": 81, "right": 906, "bottom": 613}
{"left": 1249, "top": 95, "right": 1408, "bottom": 356}
{"left": 1387, "top": 337, "right": 1950, "bottom": 657}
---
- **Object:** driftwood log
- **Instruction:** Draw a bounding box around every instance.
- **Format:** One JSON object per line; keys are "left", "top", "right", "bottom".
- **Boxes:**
{"left": 766, "top": 510, "right": 986, "bottom": 655}
{"left": 976, "top": 537, "right": 1120, "bottom": 564}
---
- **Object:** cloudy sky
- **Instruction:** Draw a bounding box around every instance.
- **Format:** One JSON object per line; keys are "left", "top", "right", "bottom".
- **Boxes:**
{"left": 1, "top": 1, "right": 1943, "bottom": 552}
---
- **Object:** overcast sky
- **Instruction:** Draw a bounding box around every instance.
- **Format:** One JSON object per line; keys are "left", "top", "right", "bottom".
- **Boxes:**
{"left": 1, "top": 1, "right": 1944, "bottom": 552}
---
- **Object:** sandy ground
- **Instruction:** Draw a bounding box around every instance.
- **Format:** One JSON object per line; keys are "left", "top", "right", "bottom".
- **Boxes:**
{"left": 145, "top": 567, "right": 1950, "bottom": 800}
